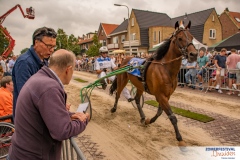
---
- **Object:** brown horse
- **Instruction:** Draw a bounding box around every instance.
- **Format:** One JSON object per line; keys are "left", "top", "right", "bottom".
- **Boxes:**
{"left": 109, "top": 21, "right": 198, "bottom": 146}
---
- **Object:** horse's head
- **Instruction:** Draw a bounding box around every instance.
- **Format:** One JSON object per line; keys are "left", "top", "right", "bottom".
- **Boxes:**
{"left": 173, "top": 20, "right": 198, "bottom": 62}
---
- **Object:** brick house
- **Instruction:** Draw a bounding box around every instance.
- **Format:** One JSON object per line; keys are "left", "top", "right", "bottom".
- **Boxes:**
{"left": 97, "top": 23, "right": 119, "bottom": 51}
{"left": 108, "top": 19, "right": 128, "bottom": 54}
{"left": 172, "top": 8, "right": 222, "bottom": 47}
{"left": 109, "top": 9, "right": 173, "bottom": 55}
{"left": 219, "top": 8, "right": 240, "bottom": 39}
{"left": 108, "top": 8, "right": 222, "bottom": 55}
{"left": 77, "top": 32, "right": 96, "bottom": 55}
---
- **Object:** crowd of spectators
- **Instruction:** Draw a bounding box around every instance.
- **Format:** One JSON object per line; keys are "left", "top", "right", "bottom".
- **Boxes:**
{"left": 74, "top": 52, "right": 150, "bottom": 72}
{"left": 179, "top": 48, "right": 240, "bottom": 96}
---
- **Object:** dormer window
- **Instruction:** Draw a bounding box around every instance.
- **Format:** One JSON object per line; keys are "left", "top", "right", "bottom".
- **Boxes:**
{"left": 235, "top": 17, "right": 240, "bottom": 22}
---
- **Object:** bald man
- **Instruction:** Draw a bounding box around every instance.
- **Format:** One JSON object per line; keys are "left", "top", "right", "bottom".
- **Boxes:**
{"left": 8, "top": 49, "right": 89, "bottom": 160}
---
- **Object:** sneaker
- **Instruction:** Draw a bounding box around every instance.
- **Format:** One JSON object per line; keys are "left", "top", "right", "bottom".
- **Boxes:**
{"left": 232, "top": 84, "right": 237, "bottom": 90}
{"left": 215, "top": 84, "right": 220, "bottom": 90}
{"left": 100, "top": 79, "right": 107, "bottom": 90}
{"left": 218, "top": 89, "right": 223, "bottom": 94}
{"left": 102, "top": 82, "right": 107, "bottom": 90}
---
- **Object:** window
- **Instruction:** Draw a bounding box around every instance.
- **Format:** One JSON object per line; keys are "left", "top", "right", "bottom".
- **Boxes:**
{"left": 209, "top": 29, "right": 216, "bottom": 39}
{"left": 121, "top": 35, "right": 125, "bottom": 42}
{"left": 212, "top": 15, "right": 215, "bottom": 22}
{"left": 131, "top": 18, "right": 134, "bottom": 26}
{"left": 235, "top": 17, "right": 240, "bottom": 22}
{"left": 158, "top": 31, "right": 161, "bottom": 43}
{"left": 103, "top": 40, "right": 106, "bottom": 46}
{"left": 101, "top": 30, "right": 104, "bottom": 36}
{"left": 113, "top": 36, "right": 118, "bottom": 43}
{"left": 153, "top": 31, "right": 156, "bottom": 42}
{"left": 131, "top": 33, "right": 136, "bottom": 40}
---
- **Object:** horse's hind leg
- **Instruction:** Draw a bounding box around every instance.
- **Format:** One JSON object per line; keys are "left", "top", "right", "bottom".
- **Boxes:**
{"left": 145, "top": 105, "right": 163, "bottom": 124}
{"left": 135, "top": 89, "right": 146, "bottom": 124}
{"left": 111, "top": 73, "right": 128, "bottom": 113}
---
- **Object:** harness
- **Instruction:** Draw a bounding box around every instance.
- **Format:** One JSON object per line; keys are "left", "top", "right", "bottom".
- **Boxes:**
{"left": 141, "top": 28, "right": 195, "bottom": 93}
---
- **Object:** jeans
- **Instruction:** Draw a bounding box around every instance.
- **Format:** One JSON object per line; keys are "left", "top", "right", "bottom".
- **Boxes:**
{"left": 185, "top": 71, "right": 196, "bottom": 85}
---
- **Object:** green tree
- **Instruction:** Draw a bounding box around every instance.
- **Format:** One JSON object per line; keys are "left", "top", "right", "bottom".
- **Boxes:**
{"left": 86, "top": 34, "right": 102, "bottom": 57}
{"left": 0, "top": 27, "right": 10, "bottom": 56}
{"left": 56, "top": 28, "right": 80, "bottom": 55}
{"left": 21, "top": 48, "right": 29, "bottom": 54}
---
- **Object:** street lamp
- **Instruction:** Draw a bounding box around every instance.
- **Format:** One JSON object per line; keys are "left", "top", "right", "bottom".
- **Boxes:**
{"left": 114, "top": 3, "right": 132, "bottom": 56}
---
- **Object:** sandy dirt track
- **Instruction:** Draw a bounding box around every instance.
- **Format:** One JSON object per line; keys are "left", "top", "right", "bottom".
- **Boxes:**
{"left": 65, "top": 71, "right": 240, "bottom": 160}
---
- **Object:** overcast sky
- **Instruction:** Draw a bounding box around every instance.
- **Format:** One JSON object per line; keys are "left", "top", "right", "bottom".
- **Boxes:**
{"left": 0, "top": 0, "right": 239, "bottom": 55}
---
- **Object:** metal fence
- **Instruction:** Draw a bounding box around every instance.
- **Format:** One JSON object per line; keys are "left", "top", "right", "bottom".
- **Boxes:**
{"left": 61, "top": 137, "right": 86, "bottom": 160}
{"left": 177, "top": 67, "right": 240, "bottom": 94}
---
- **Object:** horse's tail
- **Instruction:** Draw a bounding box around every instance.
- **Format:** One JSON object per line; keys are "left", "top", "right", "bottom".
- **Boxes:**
{"left": 109, "top": 78, "right": 117, "bottom": 95}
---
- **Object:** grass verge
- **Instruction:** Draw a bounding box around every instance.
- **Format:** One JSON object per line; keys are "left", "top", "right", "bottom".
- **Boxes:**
{"left": 144, "top": 100, "right": 214, "bottom": 123}
{"left": 74, "top": 78, "right": 88, "bottom": 83}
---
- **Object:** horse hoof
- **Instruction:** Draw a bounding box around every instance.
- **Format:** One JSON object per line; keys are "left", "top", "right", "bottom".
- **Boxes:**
{"left": 178, "top": 141, "right": 186, "bottom": 147}
{"left": 178, "top": 141, "right": 187, "bottom": 152}
{"left": 145, "top": 118, "right": 151, "bottom": 125}
{"left": 140, "top": 118, "right": 145, "bottom": 124}
{"left": 111, "top": 108, "right": 116, "bottom": 113}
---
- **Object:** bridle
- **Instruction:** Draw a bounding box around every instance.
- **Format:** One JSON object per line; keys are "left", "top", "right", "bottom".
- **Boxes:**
{"left": 151, "top": 28, "right": 195, "bottom": 65}
{"left": 172, "top": 28, "right": 195, "bottom": 57}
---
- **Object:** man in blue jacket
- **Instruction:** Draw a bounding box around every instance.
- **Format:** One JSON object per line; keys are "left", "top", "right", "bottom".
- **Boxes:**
{"left": 12, "top": 27, "right": 57, "bottom": 119}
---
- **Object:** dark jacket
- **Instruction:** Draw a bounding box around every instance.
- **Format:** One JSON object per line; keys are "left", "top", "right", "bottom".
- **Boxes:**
{"left": 12, "top": 46, "right": 48, "bottom": 118}
{"left": 9, "top": 66, "right": 88, "bottom": 160}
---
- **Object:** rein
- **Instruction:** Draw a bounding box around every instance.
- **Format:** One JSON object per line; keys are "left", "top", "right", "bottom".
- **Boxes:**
{"left": 151, "top": 55, "right": 183, "bottom": 65}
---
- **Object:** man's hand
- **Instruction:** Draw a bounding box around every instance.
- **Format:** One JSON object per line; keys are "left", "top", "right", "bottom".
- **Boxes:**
{"left": 103, "top": 68, "right": 107, "bottom": 72}
{"left": 66, "top": 103, "right": 71, "bottom": 111}
{"left": 71, "top": 112, "right": 90, "bottom": 122}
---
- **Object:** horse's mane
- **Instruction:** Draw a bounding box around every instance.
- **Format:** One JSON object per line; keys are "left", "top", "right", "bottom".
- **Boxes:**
{"left": 153, "top": 39, "right": 171, "bottom": 60}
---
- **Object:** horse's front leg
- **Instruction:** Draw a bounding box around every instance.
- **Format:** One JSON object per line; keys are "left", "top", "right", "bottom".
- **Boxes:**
{"left": 163, "top": 101, "right": 185, "bottom": 146}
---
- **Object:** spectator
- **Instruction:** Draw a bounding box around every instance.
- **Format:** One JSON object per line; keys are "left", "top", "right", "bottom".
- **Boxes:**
{"left": 232, "top": 60, "right": 240, "bottom": 96}
{"left": 226, "top": 48, "right": 240, "bottom": 95}
{"left": 0, "top": 76, "right": 13, "bottom": 121}
{"left": 8, "top": 49, "right": 89, "bottom": 160}
{"left": 8, "top": 55, "right": 16, "bottom": 75}
{"left": 197, "top": 50, "right": 209, "bottom": 89}
{"left": 185, "top": 60, "right": 197, "bottom": 89}
{"left": 12, "top": 27, "right": 57, "bottom": 119}
{"left": 215, "top": 48, "right": 227, "bottom": 94}
{"left": 0, "top": 56, "right": 8, "bottom": 76}
{"left": 207, "top": 70, "right": 217, "bottom": 91}
{"left": 0, "top": 65, "right": 3, "bottom": 80}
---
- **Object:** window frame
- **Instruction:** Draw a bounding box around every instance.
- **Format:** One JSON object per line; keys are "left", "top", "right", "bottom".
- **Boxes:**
{"left": 209, "top": 29, "right": 216, "bottom": 39}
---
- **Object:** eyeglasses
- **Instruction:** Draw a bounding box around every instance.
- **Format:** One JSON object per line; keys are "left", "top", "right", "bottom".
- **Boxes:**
{"left": 101, "top": 52, "right": 108, "bottom": 54}
{"left": 39, "top": 39, "right": 57, "bottom": 50}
